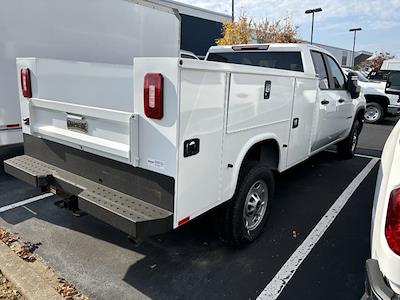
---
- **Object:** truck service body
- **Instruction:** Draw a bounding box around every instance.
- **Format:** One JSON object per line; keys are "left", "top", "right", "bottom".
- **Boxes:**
{"left": 4, "top": 1, "right": 365, "bottom": 245}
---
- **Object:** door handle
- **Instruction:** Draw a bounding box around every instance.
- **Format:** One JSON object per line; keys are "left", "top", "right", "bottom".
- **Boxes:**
{"left": 338, "top": 98, "right": 345, "bottom": 103}
{"left": 321, "top": 100, "right": 329, "bottom": 105}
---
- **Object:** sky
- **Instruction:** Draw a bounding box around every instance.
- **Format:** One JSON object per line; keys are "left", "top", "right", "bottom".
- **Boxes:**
{"left": 178, "top": 0, "right": 400, "bottom": 57}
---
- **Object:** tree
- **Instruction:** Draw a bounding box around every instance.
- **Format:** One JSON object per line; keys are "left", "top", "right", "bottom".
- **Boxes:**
{"left": 359, "top": 51, "right": 395, "bottom": 71}
{"left": 255, "top": 17, "right": 300, "bottom": 43}
{"left": 216, "top": 14, "right": 300, "bottom": 46}
{"left": 215, "top": 15, "right": 252, "bottom": 45}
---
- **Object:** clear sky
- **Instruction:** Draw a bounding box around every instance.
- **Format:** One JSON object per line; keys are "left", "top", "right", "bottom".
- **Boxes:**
{"left": 178, "top": 0, "right": 400, "bottom": 57}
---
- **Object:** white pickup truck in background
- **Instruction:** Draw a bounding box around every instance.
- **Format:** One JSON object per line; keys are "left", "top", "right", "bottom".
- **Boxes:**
{"left": 4, "top": 2, "right": 365, "bottom": 246}
{"left": 343, "top": 68, "right": 400, "bottom": 123}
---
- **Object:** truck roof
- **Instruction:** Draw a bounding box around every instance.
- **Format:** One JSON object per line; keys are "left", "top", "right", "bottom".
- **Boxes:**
{"left": 207, "top": 43, "right": 332, "bottom": 55}
{"left": 149, "top": 0, "right": 231, "bottom": 22}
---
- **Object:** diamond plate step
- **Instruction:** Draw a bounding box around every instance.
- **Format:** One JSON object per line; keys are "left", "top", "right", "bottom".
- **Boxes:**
{"left": 4, "top": 155, "right": 173, "bottom": 237}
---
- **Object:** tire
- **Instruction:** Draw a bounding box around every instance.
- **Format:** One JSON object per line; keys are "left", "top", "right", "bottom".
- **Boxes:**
{"left": 223, "top": 162, "right": 274, "bottom": 247}
{"left": 364, "top": 102, "right": 384, "bottom": 124}
{"left": 337, "top": 119, "right": 361, "bottom": 159}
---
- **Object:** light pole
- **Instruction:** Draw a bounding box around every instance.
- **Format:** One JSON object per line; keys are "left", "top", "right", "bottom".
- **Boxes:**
{"left": 349, "top": 28, "right": 362, "bottom": 67}
{"left": 305, "top": 8, "right": 322, "bottom": 45}
{"left": 232, "top": 0, "right": 234, "bottom": 22}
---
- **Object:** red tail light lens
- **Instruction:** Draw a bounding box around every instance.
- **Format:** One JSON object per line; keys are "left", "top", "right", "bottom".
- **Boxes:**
{"left": 144, "top": 73, "right": 163, "bottom": 119}
{"left": 20, "top": 68, "right": 32, "bottom": 98}
{"left": 385, "top": 188, "right": 400, "bottom": 255}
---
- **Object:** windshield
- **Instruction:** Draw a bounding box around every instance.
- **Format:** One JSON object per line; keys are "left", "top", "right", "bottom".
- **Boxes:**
{"left": 356, "top": 71, "right": 369, "bottom": 82}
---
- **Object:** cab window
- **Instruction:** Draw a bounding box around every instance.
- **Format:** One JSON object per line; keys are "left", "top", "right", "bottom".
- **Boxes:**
{"left": 387, "top": 71, "right": 400, "bottom": 93}
{"left": 207, "top": 51, "right": 304, "bottom": 72}
{"left": 325, "top": 55, "right": 346, "bottom": 89}
{"left": 311, "top": 51, "right": 329, "bottom": 89}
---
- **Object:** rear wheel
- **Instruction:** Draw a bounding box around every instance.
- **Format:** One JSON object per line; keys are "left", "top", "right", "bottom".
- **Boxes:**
{"left": 223, "top": 162, "right": 274, "bottom": 247}
{"left": 364, "top": 102, "right": 384, "bottom": 123}
{"left": 337, "top": 119, "right": 361, "bottom": 159}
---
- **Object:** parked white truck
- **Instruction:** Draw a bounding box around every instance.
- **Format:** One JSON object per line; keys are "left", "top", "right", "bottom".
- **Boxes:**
{"left": 364, "top": 72, "right": 400, "bottom": 299}
{"left": 343, "top": 68, "right": 400, "bottom": 123}
{"left": 4, "top": 4, "right": 365, "bottom": 246}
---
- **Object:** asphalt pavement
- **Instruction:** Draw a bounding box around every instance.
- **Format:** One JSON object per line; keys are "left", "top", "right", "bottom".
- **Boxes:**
{"left": 0, "top": 116, "right": 397, "bottom": 300}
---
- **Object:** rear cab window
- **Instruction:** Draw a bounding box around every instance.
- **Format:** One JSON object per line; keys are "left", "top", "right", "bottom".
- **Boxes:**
{"left": 206, "top": 51, "right": 304, "bottom": 72}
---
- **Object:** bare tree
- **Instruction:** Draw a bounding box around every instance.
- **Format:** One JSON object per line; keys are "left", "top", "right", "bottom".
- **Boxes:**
{"left": 255, "top": 16, "right": 300, "bottom": 43}
{"left": 359, "top": 52, "right": 395, "bottom": 71}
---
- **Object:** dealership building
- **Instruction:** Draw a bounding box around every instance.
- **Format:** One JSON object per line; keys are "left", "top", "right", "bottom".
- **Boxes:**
{"left": 311, "top": 43, "right": 373, "bottom": 67}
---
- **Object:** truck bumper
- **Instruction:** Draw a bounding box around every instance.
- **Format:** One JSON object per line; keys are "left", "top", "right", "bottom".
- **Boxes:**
{"left": 387, "top": 105, "right": 400, "bottom": 116}
{"left": 4, "top": 153, "right": 173, "bottom": 238}
{"left": 362, "top": 259, "right": 398, "bottom": 300}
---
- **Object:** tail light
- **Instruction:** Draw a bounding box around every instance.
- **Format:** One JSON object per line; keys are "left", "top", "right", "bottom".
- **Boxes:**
{"left": 20, "top": 68, "right": 32, "bottom": 98}
{"left": 385, "top": 188, "right": 400, "bottom": 255}
{"left": 144, "top": 73, "right": 163, "bottom": 119}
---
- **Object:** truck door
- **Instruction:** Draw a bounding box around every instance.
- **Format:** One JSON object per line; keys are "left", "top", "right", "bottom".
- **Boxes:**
{"left": 310, "top": 51, "right": 340, "bottom": 151}
{"left": 324, "top": 54, "right": 353, "bottom": 137}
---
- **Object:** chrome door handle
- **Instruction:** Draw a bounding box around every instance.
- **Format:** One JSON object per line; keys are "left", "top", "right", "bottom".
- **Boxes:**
{"left": 338, "top": 98, "right": 345, "bottom": 103}
{"left": 321, "top": 100, "right": 329, "bottom": 105}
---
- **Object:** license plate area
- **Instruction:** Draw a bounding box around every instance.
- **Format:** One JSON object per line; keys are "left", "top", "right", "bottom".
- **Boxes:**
{"left": 67, "top": 114, "right": 88, "bottom": 133}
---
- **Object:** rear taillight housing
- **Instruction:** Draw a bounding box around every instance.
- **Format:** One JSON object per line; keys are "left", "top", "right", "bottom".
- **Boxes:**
{"left": 20, "top": 68, "right": 32, "bottom": 98}
{"left": 144, "top": 73, "right": 163, "bottom": 119}
{"left": 385, "top": 188, "right": 400, "bottom": 255}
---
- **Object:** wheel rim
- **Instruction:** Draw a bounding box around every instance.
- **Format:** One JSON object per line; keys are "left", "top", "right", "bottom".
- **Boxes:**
{"left": 243, "top": 180, "right": 268, "bottom": 231}
{"left": 365, "top": 105, "right": 380, "bottom": 122}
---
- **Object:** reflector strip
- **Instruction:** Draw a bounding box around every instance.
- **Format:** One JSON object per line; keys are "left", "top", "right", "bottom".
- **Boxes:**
{"left": 0, "top": 124, "right": 22, "bottom": 131}
{"left": 178, "top": 216, "right": 190, "bottom": 226}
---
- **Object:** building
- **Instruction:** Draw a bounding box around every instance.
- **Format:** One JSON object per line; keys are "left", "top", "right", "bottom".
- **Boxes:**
{"left": 152, "top": 0, "right": 231, "bottom": 56}
{"left": 310, "top": 43, "right": 373, "bottom": 67}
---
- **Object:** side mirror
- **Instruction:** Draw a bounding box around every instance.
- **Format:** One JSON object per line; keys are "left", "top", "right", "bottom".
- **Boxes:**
{"left": 347, "top": 71, "right": 361, "bottom": 99}
{"left": 385, "top": 71, "right": 400, "bottom": 95}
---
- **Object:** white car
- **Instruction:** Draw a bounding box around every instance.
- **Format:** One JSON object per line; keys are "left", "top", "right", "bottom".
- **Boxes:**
{"left": 364, "top": 120, "right": 400, "bottom": 298}
{"left": 343, "top": 68, "right": 400, "bottom": 123}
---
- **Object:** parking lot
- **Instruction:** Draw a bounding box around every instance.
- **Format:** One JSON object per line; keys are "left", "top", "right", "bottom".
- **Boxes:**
{"left": 0, "top": 117, "right": 397, "bottom": 300}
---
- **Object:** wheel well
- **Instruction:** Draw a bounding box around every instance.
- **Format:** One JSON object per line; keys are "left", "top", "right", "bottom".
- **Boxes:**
{"left": 355, "top": 108, "right": 365, "bottom": 133}
{"left": 364, "top": 95, "right": 389, "bottom": 113}
{"left": 242, "top": 139, "right": 280, "bottom": 171}
{"left": 355, "top": 108, "right": 365, "bottom": 122}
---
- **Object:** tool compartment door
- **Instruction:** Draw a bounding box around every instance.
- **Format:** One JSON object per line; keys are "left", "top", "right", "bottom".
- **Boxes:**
{"left": 175, "top": 66, "right": 228, "bottom": 226}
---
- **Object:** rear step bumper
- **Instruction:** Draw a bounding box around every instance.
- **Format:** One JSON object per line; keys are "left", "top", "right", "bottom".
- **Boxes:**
{"left": 4, "top": 155, "right": 173, "bottom": 237}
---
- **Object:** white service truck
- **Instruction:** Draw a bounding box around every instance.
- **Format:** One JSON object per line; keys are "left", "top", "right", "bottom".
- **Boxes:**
{"left": 5, "top": 45, "right": 365, "bottom": 246}
{"left": 4, "top": 4, "right": 365, "bottom": 246}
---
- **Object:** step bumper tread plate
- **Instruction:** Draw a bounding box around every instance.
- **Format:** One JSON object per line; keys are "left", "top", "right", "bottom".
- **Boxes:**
{"left": 4, "top": 155, "right": 173, "bottom": 237}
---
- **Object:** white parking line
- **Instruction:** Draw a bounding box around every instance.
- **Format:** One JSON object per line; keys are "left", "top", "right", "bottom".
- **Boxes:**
{"left": 257, "top": 158, "right": 379, "bottom": 300}
{"left": 0, "top": 193, "right": 53, "bottom": 213}
{"left": 323, "top": 149, "right": 380, "bottom": 159}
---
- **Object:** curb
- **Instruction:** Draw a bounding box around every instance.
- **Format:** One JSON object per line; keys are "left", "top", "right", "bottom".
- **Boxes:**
{"left": 0, "top": 241, "right": 63, "bottom": 300}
